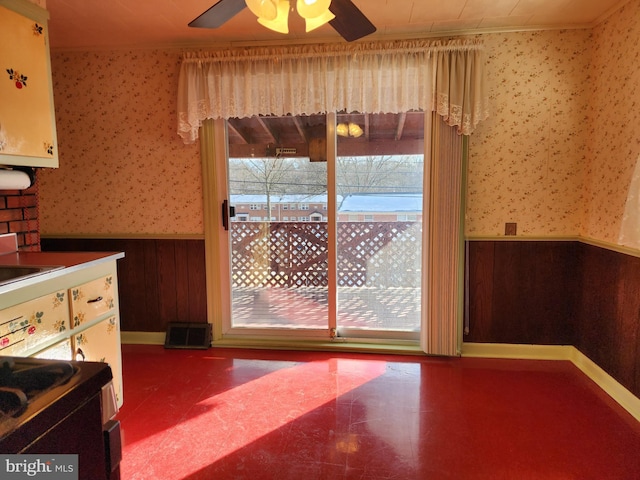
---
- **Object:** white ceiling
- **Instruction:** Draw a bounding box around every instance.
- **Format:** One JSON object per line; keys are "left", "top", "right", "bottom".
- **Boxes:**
{"left": 44, "top": 0, "right": 627, "bottom": 50}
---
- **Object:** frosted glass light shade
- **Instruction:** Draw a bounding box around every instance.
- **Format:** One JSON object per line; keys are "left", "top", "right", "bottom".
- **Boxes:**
{"left": 304, "top": 9, "right": 335, "bottom": 32}
{"left": 258, "top": 0, "right": 290, "bottom": 33}
{"left": 297, "top": 0, "right": 331, "bottom": 19}
{"left": 246, "top": 0, "right": 278, "bottom": 20}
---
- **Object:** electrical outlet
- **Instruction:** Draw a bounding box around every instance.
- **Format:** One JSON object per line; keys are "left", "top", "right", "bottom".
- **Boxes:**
{"left": 505, "top": 222, "right": 517, "bottom": 235}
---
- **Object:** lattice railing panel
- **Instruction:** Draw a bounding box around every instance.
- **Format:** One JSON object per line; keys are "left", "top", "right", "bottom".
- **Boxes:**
{"left": 230, "top": 222, "right": 421, "bottom": 288}
{"left": 231, "top": 222, "right": 328, "bottom": 287}
{"left": 337, "top": 222, "right": 420, "bottom": 287}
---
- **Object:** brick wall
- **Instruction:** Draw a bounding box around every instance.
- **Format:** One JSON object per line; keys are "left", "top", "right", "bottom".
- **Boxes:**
{"left": 0, "top": 180, "right": 40, "bottom": 251}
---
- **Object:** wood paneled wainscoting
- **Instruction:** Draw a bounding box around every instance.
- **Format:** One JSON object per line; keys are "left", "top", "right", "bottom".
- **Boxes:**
{"left": 576, "top": 243, "right": 640, "bottom": 401}
{"left": 466, "top": 240, "right": 640, "bottom": 400}
{"left": 41, "top": 237, "right": 207, "bottom": 336}
{"left": 42, "top": 237, "right": 640, "bottom": 402}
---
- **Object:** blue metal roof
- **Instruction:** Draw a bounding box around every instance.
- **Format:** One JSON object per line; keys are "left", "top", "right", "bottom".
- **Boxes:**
{"left": 339, "top": 193, "right": 423, "bottom": 212}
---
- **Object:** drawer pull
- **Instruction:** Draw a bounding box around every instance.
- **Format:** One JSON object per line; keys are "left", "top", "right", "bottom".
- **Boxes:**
{"left": 87, "top": 296, "right": 103, "bottom": 304}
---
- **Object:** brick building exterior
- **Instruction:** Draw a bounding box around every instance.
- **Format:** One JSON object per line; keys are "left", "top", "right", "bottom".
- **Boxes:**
{"left": 230, "top": 193, "right": 422, "bottom": 222}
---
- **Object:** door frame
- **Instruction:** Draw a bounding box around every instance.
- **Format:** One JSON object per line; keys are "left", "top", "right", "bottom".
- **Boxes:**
{"left": 201, "top": 115, "right": 428, "bottom": 352}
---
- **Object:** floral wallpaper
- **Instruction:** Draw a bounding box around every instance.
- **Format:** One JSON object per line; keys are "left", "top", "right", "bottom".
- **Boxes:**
{"left": 39, "top": 49, "right": 203, "bottom": 235}
{"left": 467, "top": 0, "right": 640, "bottom": 243}
{"left": 584, "top": 0, "right": 640, "bottom": 245}
{"left": 38, "top": 0, "right": 639, "bottom": 244}
{"left": 466, "top": 29, "right": 592, "bottom": 237}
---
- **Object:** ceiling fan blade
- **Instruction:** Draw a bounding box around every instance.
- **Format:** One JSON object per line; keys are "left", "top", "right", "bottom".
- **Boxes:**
{"left": 328, "top": 0, "right": 376, "bottom": 42}
{"left": 189, "top": 0, "right": 247, "bottom": 28}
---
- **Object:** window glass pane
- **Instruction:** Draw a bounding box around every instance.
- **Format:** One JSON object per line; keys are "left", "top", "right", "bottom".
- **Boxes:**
{"left": 336, "top": 112, "right": 424, "bottom": 332}
{"left": 228, "top": 114, "right": 328, "bottom": 329}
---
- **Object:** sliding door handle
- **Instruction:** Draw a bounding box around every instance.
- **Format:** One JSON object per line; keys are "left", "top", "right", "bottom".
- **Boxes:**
{"left": 222, "top": 200, "right": 235, "bottom": 230}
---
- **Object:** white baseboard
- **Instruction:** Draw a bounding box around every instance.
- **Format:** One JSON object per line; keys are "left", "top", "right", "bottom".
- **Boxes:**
{"left": 462, "top": 342, "right": 640, "bottom": 423}
{"left": 121, "top": 331, "right": 165, "bottom": 345}
{"left": 461, "top": 342, "right": 575, "bottom": 360}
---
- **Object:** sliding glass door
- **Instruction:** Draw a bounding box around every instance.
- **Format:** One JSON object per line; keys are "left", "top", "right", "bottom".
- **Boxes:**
{"left": 224, "top": 112, "right": 424, "bottom": 341}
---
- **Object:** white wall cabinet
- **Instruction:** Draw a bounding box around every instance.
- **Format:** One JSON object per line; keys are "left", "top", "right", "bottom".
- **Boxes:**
{"left": 0, "top": 0, "right": 58, "bottom": 168}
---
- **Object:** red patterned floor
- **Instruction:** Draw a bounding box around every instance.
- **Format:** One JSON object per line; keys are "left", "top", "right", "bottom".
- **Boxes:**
{"left": 116, "top": 345, "right": 640, "bottom": 479}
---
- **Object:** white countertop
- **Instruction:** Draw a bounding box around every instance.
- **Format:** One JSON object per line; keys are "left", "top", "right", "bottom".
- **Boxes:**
{"left": 0, "top": 251, "right": 124, "bottom": 296}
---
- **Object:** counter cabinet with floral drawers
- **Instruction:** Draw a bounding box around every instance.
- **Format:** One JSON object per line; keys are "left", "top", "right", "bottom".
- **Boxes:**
{"left": 0, "top": 252, "right": 125, "bottom": 407}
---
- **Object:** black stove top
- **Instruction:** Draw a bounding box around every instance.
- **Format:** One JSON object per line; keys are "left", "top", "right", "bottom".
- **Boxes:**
{"left": 0, "top": 356, "right": 112, "bottom": 448}
{"left": 0, "top": 358, "right": 77, "bottom": 417}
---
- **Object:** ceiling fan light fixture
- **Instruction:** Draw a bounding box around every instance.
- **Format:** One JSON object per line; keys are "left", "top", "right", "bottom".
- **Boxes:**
{"left": 257, "top": 0, "right": 290, "bottom": 33}
{"left": 304, "top": 9, "right": 335, "bottom": 32}
{"left": 189, "top": 0, "right": 376, "bottom": 43}
{"left": 246, "top": 0, "right": 278, "bottom": 20}
{"left": 296, "top": 0, "right": 331, "bottom": 19}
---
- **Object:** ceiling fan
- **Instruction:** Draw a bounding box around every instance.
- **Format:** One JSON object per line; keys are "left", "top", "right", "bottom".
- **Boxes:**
{"left": 189, "top": 0, "right": 376, "bottom": 42}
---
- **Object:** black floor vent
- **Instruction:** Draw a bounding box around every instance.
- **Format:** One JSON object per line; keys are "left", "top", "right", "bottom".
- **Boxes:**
{"left": 164, "top": 322, "right": 212, "bottom": 349}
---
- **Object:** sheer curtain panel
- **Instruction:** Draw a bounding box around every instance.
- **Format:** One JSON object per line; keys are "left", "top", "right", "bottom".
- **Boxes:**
{"left": 177, "top": 39, "right": 488, "bottom": 143}
{"left": 421, "top": 113, "right": 465, "bottom": 356}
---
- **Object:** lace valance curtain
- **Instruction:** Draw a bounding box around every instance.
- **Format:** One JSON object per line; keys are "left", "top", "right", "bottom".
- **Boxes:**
{"left": 177, "top": 39, "right": 489, "bottom": 144}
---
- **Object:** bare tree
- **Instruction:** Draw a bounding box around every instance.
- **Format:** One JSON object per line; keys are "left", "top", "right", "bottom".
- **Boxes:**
{"left": 235, "top": 157, "right": 293, "bottom": 219}
{"left": 229, "top": 153, "right": 423, "bottom": 212}
{"left": 336, "top": 155, "right": 423, "bottom": 196}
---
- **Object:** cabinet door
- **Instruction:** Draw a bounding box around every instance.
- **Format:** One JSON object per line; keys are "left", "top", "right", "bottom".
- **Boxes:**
{"left": 0, "top": 289, "right": 69, "bottom": 356}
{"left": 73, "top": 316, "right": 123, "bottom": 407}
{"left": 0, "top": 0, "right": 58, "bottom": 167}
